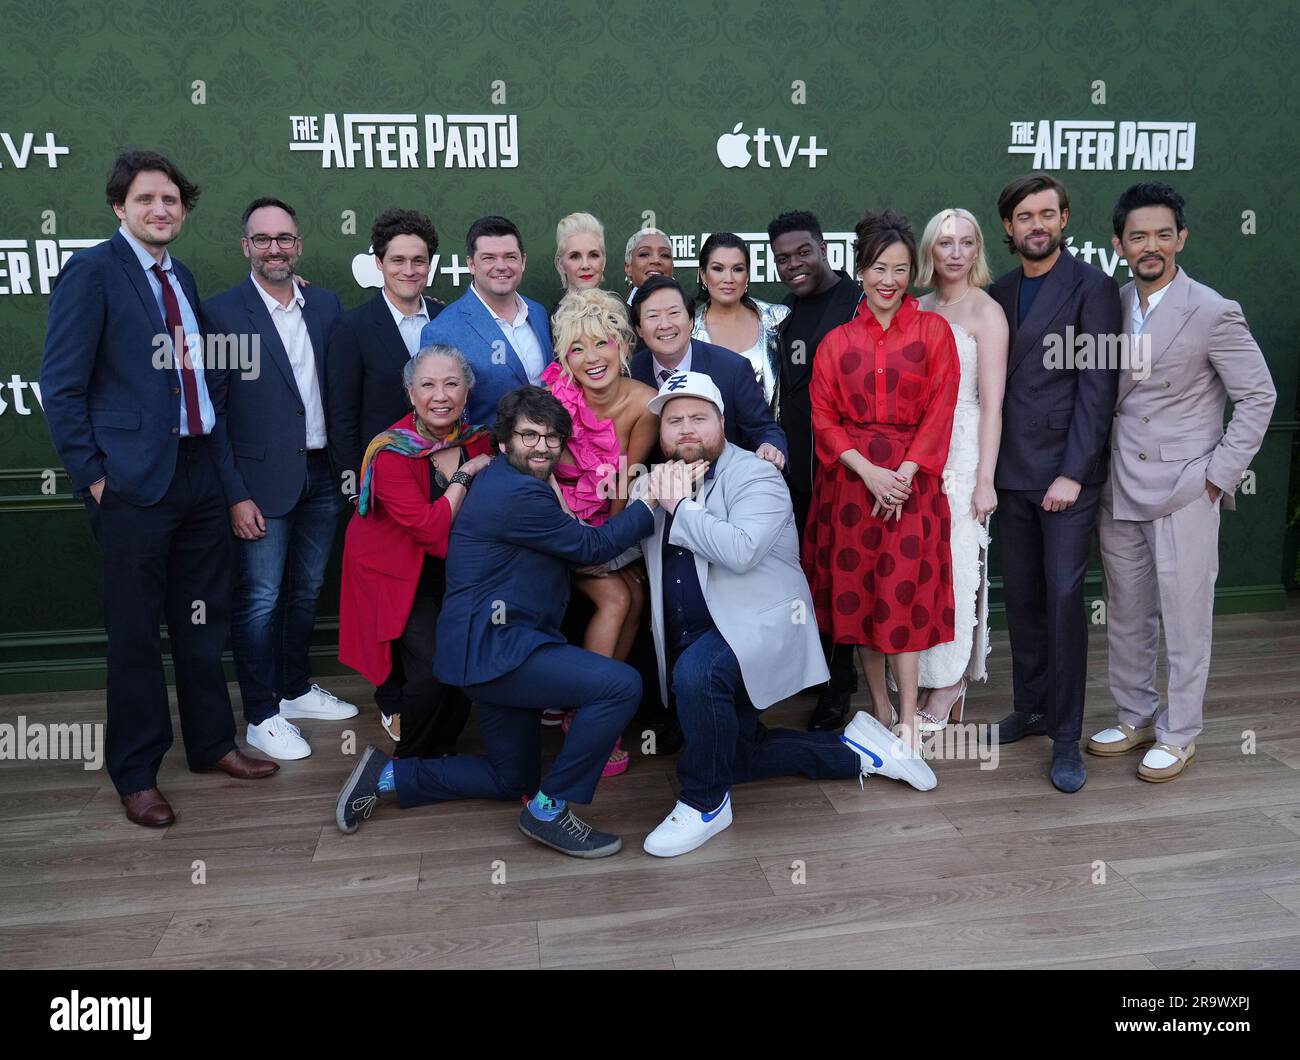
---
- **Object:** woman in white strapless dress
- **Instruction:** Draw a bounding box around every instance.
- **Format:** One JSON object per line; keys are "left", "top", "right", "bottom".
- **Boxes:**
{"left": 913, "top": 209, "right": 1009, "bottom": 731}
{"left": 690, "top": 232, "right": 789, "bottom": 412}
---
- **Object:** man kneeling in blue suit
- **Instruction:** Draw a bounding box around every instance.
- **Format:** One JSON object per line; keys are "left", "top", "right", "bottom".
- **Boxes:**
{"left": 335, "top": 386, "right": 693, "bottom": 858}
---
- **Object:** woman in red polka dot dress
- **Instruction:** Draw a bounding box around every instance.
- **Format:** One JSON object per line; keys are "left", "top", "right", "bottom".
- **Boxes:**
{"left": 802, "top": 210, "right": 961, "bottom": 748}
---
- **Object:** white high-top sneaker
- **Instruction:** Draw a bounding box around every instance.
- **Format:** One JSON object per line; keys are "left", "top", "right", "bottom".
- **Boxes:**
{"left": 643, "top": 794, "right": 733, "bottom": 857}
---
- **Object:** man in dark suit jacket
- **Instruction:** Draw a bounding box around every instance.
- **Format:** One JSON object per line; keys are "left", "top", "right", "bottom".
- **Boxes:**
{"left": 988, "top": 173, "right": 1122, "bottom": 793}
{"left": 325, "top": 207, "right": 444, "bottom": 494}
{"left": 628, "top": 275, "right": 787, "bottom": 463}
{"left": 205, "top": 197, "right": 357, "bottom": 766}
{"left": 419, "top": 215, "right": 553, "bottom": 427}
{"left": 39, "top": 151, "right": 277, "bottom": 828}
{"left": 334, "top": 387, "right": 658, "bottom": 859}
{"left": 768, "top": 210, "right": 865, "bottom": 731}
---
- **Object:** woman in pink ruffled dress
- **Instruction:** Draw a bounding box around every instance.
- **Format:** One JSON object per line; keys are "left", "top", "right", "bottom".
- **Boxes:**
{"left": 542, "top": 288, "right": 659, "bottom": 775}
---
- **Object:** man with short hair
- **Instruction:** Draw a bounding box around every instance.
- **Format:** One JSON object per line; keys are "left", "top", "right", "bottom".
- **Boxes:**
{"left": 1088, "top": 182, "right": 1275, "bottom": 782}
{"left": 334, "top": 386, "right": 659, "bottom": 859}
{"left": 326, "top": 207, "right": 445, "bottom": 492}
{"left": 629, "top": 275, "right": 787, "bottom": 464}
{"left": 768, "top": 209, "right": 865, "bottom": 731}
{"left": 419, "top": 215, "right": 552, "bottom": 426}
{"left": 631, "top": 373, "right": 935, "bottom": 857}
{"left": 206, "top": 197, "right": 357, "bottom": 763}
{"left": 988, "top": 172, "right": 1122, "bottom": 793}
{"left": 41, "top": 151, "right": 278, "bottom": 828}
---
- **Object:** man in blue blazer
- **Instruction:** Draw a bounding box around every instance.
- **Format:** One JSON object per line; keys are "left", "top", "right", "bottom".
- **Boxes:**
{"left": 325, "top": 207, "right": 445, "bottom": 492}
{"left": 334, "top": 387, "right": 662, "bottom": 859}
{"left": 628, "top": 275, "right": 787, "bottom": 464}
{"left": 988, "top": 173, "right": 1122, "bottom": 793}
{"left": 418, "top": 215, "right": 552, "bottom": 426}
{"left": 205, "top": 197, "right": 357, "bottom": 765}
{"left": 40, "top": 151, "right": 277, "bottom": 828}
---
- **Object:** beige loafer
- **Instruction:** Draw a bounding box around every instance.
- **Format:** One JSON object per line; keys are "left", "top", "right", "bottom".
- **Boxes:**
{"left": 1138, "top": 741, "right": 1196, "bottom": 783}
{"left": 1087, "top": 722, "right": 1156, "bottom": 757}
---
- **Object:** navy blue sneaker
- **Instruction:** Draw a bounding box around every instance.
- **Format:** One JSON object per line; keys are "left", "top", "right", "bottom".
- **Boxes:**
{"left": 335, "top": 745, "right": 391, "bottom": 834}
{"left": 517, "top": 806, "right": 622, "bottom": 858}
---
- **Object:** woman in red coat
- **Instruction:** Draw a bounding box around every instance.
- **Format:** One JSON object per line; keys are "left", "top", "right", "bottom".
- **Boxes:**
{"left": 338, "top": 344, "right": 493, "bottom": 758}
{"left": 802, "top": 211, "right": 960, "bottom": 750}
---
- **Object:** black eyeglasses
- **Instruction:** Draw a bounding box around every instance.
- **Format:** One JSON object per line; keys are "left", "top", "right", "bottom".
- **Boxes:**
{"left": 248, "top": 234, "right": 299, "bottom": 250}
{"left": 513, "top": 429, "right": 564, "bottom": 449}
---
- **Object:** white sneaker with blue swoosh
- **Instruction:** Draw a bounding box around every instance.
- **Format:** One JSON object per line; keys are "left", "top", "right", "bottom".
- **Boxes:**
{"left": 842, "top": 711, "right": 937, "bottom": 791}
{"left": 643, "top": 793, "right": 733, "bottom": 857}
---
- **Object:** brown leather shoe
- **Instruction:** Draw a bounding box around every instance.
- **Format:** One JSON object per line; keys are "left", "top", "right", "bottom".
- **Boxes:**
{"left": 121, "top": 788, "right": 176, "bottom": 827}
{"left": 202, "top": 749, "right": 280, "bottom": 779}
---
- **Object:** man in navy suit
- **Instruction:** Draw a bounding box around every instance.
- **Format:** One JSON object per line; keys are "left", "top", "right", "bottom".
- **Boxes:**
{"left": 418, "top": 215, "right": 552, "bottom": 426}
{"left": 326, "top": 208, "right": 445, "bottom": 492}
{"left": 334, "top": 387, "right": 667, "bottom": 859}
{"left": 988, "top": 173, "right": 1122, "bottom": 793}
{"left": 628, "top": 275, "right": 787, "bottom": 464}
{"left": 40, "top": 151, "right": 278, "bottom": 828}
{"left": 206, "top": 197, "right": 358, "bottom": 765}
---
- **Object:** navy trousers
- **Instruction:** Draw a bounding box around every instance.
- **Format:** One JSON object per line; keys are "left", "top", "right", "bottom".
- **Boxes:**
{"left": 672, "top": 629, "right": 859, "bottom": 812}
{"left": 391, "top": 642, "right": 640, "bottom": 807}
{"left": 86, "top": 438, "right": 238, "bottom": 795}
{"left": 996, "top": 484, "right": 1101, "bottom": 744}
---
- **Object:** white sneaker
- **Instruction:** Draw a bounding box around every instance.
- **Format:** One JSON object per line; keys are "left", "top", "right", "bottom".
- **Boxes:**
{"left": 280, "top": 683, "right": 358, "bottom": 720}
{"left": 643, "top": 795, "right": 733, "bottom": 857}
{"left": 842, "top": 711, "right": 937, "bottom": 791}
{"left": 246, "top": 715, "right": 311, "bottom": 760}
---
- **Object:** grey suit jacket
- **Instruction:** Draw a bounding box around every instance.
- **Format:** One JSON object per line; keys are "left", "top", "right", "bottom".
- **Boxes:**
{"left": 1109, "top": 268, "right": 1276, "bottom": 521}
{"left": 629, "top": 443, "right": 828, "bottom": 709}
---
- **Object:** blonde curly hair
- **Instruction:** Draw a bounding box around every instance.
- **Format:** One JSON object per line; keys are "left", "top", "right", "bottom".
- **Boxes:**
{"left": 550, "top": 288, "right": 636, "bottom": 382}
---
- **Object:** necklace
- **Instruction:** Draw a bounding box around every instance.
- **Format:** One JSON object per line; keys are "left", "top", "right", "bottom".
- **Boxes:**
{"left": 935, "top": 286, "right": 971, "bottom": 308}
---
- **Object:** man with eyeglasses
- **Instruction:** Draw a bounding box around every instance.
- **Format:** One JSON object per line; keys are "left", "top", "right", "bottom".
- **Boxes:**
{"left": 335, "top": 386, "right": 679, "bottom": 858}
{"left": 205, "top": 197, "right": 356, "bottom": 763}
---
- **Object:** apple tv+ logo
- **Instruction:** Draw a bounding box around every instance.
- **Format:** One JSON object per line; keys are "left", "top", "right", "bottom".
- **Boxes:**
{"left": 716, "top": 122, "right": 827, "bottom": 169}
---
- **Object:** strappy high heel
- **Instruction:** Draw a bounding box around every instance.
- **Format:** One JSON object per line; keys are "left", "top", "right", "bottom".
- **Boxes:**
{"left": 917, "top": 680, "right": 966, "bottom": 733}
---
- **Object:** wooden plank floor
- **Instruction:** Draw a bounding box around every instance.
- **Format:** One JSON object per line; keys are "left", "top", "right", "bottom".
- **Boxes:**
{"left": 2, "top": 599, "right": 1298, "bottom": 970}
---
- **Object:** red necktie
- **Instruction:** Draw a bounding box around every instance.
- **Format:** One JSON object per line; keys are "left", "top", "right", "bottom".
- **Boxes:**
{"left": 151, "top": 263, "right": 204, "bottom": 436}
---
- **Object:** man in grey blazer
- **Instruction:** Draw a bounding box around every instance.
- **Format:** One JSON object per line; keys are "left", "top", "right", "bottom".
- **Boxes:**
{"left": 631, "top": 372, "right": 936, "bottom": 858}
{"left": 1088, "top": 183, "right": 1276, "bottom": 781}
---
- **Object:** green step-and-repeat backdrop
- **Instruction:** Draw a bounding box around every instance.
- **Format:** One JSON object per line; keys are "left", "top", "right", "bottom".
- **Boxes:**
{"left": 1, "top": 0, "right": 1295, "bottom": 690}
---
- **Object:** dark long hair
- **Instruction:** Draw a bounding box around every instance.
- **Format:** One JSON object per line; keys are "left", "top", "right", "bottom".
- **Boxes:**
{"left": 696, "top": 232, "right": 761, "bottom": 316}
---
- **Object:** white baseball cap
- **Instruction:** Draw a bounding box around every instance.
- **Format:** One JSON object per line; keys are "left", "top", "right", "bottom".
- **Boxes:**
{"left": 646, "top": 370, "right": 725, "bottom": 417}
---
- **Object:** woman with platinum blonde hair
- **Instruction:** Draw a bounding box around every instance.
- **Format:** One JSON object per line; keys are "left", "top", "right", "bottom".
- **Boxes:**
{"left": 623, "top": 226, "right": 674, "bottom": 303}
{"left": 911, "top": 208, "right": 1008, "bottom": 733}
{"left": 541, "top": 288, "right": 659, "bottom": 775}
{"left": 554, "top": 212, "right": 607, "bottom": 293}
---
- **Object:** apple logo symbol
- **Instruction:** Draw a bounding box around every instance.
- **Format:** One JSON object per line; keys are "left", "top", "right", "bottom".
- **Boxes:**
{"left": 351, "top": 246, "right": 383, "bottom": 288}
{"left": 716, "top": 122, "right": 752, "bottom": 169}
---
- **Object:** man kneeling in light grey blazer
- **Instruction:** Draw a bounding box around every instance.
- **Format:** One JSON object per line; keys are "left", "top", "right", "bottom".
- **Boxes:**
{"left": 626, "top": 372, "right": 936, "bottom": 858}
{"left": 1089, "top": 183, "right": 1276, "bottom": 782}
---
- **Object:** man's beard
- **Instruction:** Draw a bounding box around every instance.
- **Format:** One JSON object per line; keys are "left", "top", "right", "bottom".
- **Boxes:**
{"left": 254, "top": 258, "right": 294, "bottom": 282}
{"left": 506, "top": 446, "right": 558, "bottom": 480}
{"left": 1015, "top": 230, "right": 1063, "bottom": 262}
{"left": 665, "top": 438, "right": 723, "bottom": 463}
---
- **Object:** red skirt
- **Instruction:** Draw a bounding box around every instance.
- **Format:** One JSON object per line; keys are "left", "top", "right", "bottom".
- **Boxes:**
{"left": 802, "top": 439, "right": 956, "bottom": 653}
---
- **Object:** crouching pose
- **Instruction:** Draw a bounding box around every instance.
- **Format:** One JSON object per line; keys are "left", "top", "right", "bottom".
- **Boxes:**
{"left": 335, "top": 386, "right": 663, "bottom": 858}
{"left": 636, "top": 372, "right": 937, "bottom": 858}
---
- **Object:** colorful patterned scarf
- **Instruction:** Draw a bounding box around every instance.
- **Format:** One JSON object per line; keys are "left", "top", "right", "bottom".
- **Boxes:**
{"left": 356, "top": 415, "right": 490, "bottom": 516}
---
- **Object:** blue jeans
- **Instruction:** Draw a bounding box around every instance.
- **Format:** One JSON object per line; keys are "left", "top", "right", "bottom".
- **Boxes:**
{"left": 392, "top": 643, "right": 640, "bottom": 808}
{"left": 231, "top": 453, "right": 344, "bottom": 725}
{"left": 672, "top": 629, "right": 859, "bottom": 812}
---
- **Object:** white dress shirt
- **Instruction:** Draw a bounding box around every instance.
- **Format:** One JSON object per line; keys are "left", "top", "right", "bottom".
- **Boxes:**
{"left": 252, "top": 274, "right": 326, "bottom": 449}
{"left": 470, "top": 283, "right": 547, "bottom": 382}
{"left": 383, "top": 289, "right": 430, "bottom": 356}
{"left": 1131, "top": 271, "right": 1175, "bottom": 335}
{"left": 651, "top": 346, "right": 692, "bottom": 386}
